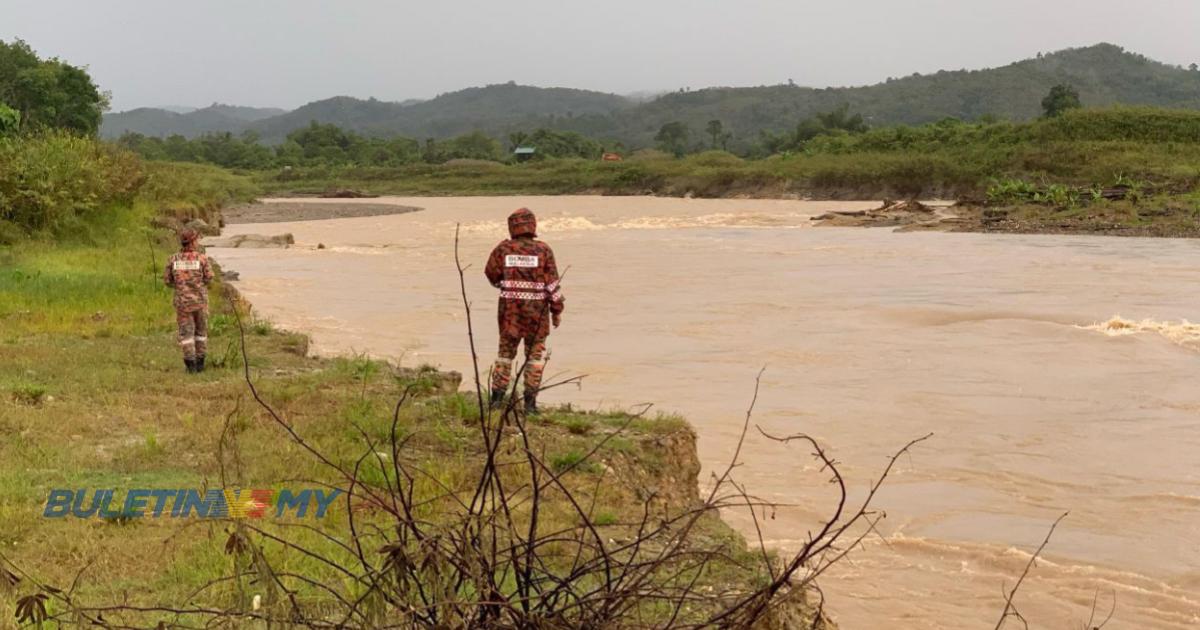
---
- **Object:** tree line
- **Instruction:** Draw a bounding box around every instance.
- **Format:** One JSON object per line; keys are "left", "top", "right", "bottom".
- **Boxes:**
{"left": 114, "top": 123, "right": 619, "bottom": 169}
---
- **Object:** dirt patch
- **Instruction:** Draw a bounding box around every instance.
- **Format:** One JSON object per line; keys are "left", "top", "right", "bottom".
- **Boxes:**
{"left": 813, "top": 197, "right": 1200, "bottom": 238}
{"left": 945, "top": 202, "right": 1200, "bottom": 237}
{"left": 320, "top": 189, "right": 379, "bottom": 199}
{"left": 204, "top": 233, "right": 295, "bottom": 249}
{"left": 223, "top": 202, "right": 422, "bottom": 224}
{"left": 812, "top": 199, "right": 954, "bottom": 229}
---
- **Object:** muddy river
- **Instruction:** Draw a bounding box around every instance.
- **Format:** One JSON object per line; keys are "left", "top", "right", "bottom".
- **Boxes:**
{"left": 212, "top": 196, "right": 1200, "bottom": 629}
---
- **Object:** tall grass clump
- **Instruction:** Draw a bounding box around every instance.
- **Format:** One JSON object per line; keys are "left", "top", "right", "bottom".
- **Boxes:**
{"left": 138, "top": 161, "right": 259, "bottom": 225}
{"left": 0, "top": 131, "right": 143, "bottom": 241}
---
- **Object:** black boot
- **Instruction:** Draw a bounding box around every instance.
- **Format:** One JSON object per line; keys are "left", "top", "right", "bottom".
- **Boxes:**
{"left": 523, "top": 390, "right": 539, "bottom": 416}
{"left": 196, "top": 355, "right": 206, "bottom": 373}
{"left": 489, "top": 389, "right": 505, "bottom": 409}
{"left": 184, "top": 358, "right": 197, "bottom": 374}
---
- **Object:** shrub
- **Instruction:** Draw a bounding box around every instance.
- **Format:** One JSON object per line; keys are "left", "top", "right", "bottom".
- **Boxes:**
{"left": 0, "top": 131, "right": 144, "bottom": 235}
{"left": 551, "top": 449, "right": 602, "bottom": 474}
{"left": 0, "top": 219, "right": 25, "bottom": 245}
{"left": 137, "top": 161, "right": 259, "bottom": 224}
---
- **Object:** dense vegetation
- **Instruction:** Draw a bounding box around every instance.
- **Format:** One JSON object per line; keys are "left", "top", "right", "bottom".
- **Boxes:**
{"left": 115, "top": 123, "right": 613, "bottom": 169}
{"left": 120, "top": 105, "right": 1200, "bottom": 208}
{"left": 0, "top": 39, "right": 107, "bottom": 135}
{"left": 103, "top": 43, "right": 1200, "bottom": 152}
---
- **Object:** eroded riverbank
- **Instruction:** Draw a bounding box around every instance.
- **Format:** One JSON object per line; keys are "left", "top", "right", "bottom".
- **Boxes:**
{"left": 212, "top": 196, "right": 1200, "bottom": 629}
{"left": 813, "top": 198, "right": 1200, "bottom": 238}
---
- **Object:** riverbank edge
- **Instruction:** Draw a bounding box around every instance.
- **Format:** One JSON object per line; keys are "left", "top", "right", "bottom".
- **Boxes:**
{"left": 811, "top": 198, "right": 1200, "bottom": 238}
{"left": 208, "top": 243, "right": 835, "bottom": 628}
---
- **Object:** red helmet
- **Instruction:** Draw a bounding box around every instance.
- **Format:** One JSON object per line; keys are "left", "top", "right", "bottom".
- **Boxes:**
{"left": 507, "top": 208, "right": 537, "bottom": 238}
{"left": 179, "top": 229, "right": 200, "bottom": 245}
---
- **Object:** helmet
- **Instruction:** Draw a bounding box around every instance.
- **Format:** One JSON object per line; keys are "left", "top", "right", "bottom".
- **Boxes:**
{"left": 507, "top": 208, "right": 537, "bottom": 238}
{"left": 179, "top": 229, "right": 200, "bottom": 245}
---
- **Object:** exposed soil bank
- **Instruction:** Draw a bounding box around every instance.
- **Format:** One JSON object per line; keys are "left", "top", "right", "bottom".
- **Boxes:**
{"left": 223, "top": 201, "right": 422, "bottom": 224}
{"left": 814, "top": 199, "right": 1200, "bottom": 237}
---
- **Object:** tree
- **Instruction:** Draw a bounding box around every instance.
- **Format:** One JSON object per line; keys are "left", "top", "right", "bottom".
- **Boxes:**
{"left": 1041, "top": 83, "right": 1082, "bottom": 118}
{"left": 286, "top": 121, "right": 358, "bottom": 162}
{"left": 507, "top": 131, "right": 530, "bottom": 151}
{"left": 705, "top": 120, "right": 724, "bottom": 149}
{"left": 509, "top": 128, "right": 603, "bottom": 160}
{"left": 1191, "top": 63, "right": 1198, "bottom": 72}
{"left": 654, "top": 121, "right": 690, "bottom": 157}
{"left": 815, "top": 104, "right": 867, "bottom": 133}
{"left": 0, "top": 39, "right": 107, "bottom": 134}
{"left": 442, "top": 131, "right": 502, "bottom": 161}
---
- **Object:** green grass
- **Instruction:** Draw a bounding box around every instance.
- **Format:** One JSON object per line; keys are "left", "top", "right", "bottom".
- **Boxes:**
{"left": 0, "top": 203, "right": 180, "bottom": 338}
{"left": 550, "top": 449, "right": 603, "bottom": 474}
{"left": 0, "top": 321, "right": 755, "bottom": 623}
{"left": 0, "top": 222, "right": 764, "bottom": 624}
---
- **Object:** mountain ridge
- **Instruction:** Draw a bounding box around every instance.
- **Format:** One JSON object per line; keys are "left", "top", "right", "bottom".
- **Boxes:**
{"left": 101, "top": 43, "right": 1200, "bottom": 149}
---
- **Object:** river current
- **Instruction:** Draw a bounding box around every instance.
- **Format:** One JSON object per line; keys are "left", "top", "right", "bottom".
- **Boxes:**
{"left": 212, "top": 196, "right": 1200, "bottom": 629}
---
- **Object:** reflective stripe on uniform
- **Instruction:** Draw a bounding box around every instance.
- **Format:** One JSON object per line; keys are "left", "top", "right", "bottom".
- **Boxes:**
{"left": 500, "top": 280, "right": 545, "bottom": 290}
{"left": 500, "top": 291, "right": 545, "bottom": 300}
{"left": 550, "top": 290, "right": 563, "bottom": 302}
{"left": 180, "top": 338, "right": 196, "bottom": 345}
{"left": 195, "top": 336, "right": 208, "bottom": 342}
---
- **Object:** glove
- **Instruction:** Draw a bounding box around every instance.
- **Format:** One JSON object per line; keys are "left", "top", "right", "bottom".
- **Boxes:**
{"left": 552, "top": 312, "right": 561, "bottom": 328}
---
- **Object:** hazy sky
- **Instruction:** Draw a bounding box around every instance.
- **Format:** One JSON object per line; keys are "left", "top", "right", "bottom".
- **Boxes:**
{"left": 3, "top": 0, "right": 1198, "bottom": 111}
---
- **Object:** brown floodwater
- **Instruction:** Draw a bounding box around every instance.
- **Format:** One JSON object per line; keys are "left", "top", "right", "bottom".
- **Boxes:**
{"left": 212, "top": 196, "right": 1200, "bottom": 629}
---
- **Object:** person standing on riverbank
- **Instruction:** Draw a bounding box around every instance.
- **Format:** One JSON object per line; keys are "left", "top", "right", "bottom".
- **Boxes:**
{"left": 163, "top": 229, "right": 214, "bottom": 373}
{"left": 485, "top": 208, "right": 565, "bottom": 414}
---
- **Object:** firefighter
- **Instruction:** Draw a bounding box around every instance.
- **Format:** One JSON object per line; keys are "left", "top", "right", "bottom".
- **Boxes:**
{"left": 485, "top": 208, "right": 565, "bottom": 414}
{"left": 163, "top": 228, "right": 214, "bottom": 373}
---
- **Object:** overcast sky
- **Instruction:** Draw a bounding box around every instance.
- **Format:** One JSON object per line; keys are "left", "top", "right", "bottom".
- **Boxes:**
{"left": 3, "top": 0, "right": 1198, "bottom": 111}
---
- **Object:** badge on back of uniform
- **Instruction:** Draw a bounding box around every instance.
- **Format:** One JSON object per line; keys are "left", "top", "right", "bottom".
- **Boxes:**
{"left": 505, "top": 255, "right": 538, "bottom": 268}
{"left": 174, "top": 260, "right": 201, "bottom": 271}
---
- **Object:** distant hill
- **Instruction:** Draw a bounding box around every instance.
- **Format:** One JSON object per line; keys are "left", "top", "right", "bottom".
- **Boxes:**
{"left": 245, "top": 84, "right": 634, "bottom": 143}
{"left": 102, "top": 44, "right": 1200, "bottom": 148}
{"left": 101, "top": 103, "right": 286, "bottom": 138}
{"left": 604, "top": 43, "right": 1200, "bottom": 148}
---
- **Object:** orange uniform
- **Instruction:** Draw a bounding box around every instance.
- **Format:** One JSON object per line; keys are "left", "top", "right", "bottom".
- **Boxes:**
{"left": 163, "top": 230, "right": 214, "bottom": 372}
{"left": 484, "top": 208, "right": 565, "bottom": 412}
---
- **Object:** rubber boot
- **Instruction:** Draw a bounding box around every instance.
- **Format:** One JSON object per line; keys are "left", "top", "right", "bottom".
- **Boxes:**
{"left": 196, "top": 355, "right": 206, "bottom": 373}
{"left": 184, "top": 358, "right": 197, "bottom": 374}
{"left": 489, "top": 389, "right": 505, "bottom": 409}
{"left": 523, "top": 390, "right": 539, "bottom": 416}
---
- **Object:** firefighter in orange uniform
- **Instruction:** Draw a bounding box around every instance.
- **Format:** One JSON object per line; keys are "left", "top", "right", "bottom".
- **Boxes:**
{"left": 163, "top": 229, "right": 214, "bottom": 373}
{"left": 484, "top": 208, "right": 564, "bottom": 413}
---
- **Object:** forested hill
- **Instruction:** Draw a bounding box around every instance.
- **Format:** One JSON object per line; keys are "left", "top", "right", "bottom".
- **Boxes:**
{"left": 101, "top": 103, "right": 285, "bottom": 138}
{"left": 102, "top": 44, "right": 1200, "bottom": 146}
{"left": 246, "top": 84, "right": 633, "bottom": 142}
{"left": 614, "top": 43, "right": 1200, "bottom": 146}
